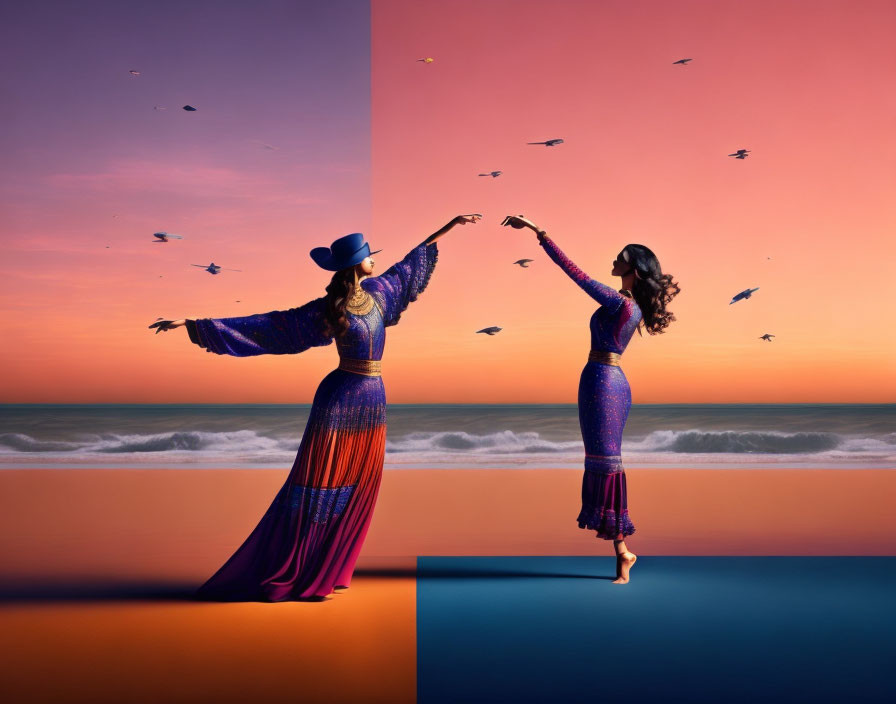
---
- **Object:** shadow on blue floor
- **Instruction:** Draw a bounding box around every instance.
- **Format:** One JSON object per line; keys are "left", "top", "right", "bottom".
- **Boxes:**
{"left": 417, "top": 556, "right": 896, "bottom": 703}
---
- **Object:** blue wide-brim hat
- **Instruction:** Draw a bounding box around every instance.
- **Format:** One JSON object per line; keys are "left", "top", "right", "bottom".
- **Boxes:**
{"left": 310, "top": 232, "right": 382, "bottom": 271}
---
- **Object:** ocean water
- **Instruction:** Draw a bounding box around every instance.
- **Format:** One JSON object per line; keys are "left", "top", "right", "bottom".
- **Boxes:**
{"left": 1, "top": 404, "right": 893, "bottom": 469}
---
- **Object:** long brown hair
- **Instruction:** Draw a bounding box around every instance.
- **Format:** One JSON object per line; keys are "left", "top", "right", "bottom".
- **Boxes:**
{"left": 622, "top": 244, "right": 680, "bottom": 335}
{"left": 322, "top": 268, "right": 355, "bottom": 338}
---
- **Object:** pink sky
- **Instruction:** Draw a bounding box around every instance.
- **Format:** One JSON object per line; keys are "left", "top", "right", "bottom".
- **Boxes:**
{"left": 1, "top": 0, "right": 894, "bottom": 403}
{"left": 370, "top": 0, "right": 896, "bottom": 402}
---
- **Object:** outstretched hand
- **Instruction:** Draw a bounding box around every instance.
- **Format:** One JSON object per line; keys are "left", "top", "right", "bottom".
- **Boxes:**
{"left": 426, "top": 214, "right": 482, "bottom": 245}
{"left": 453, "top": 213, "right": 482, "bottom": 226}
{"left": 501, "top": 215, "right": 546, "bottom": 239}
{"left": 149, "top": 319, "right": 186, "bottom": 334}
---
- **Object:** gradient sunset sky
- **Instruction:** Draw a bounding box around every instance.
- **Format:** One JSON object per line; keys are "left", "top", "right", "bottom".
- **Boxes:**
{"left": 2, "top": 0, "right": 894, "bottom": 403}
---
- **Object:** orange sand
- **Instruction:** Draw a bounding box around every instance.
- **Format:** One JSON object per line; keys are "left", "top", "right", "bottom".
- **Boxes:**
{"left": 1, "top": 468, "right": 894, "bottom": 702}
{"left": 1, "top": 470, "right": 892, "bottom": 581}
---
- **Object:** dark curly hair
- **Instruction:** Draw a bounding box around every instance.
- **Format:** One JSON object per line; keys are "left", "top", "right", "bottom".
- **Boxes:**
{"left": 322, "top": 268, "right": 355, "bottom": 338}
{"left": 620, "top": 244, "right": 680, "bottom": 335}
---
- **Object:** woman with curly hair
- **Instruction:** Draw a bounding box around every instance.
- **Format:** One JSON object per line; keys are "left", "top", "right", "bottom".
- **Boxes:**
{"left": 150, "top": 214, "right": 480, "bottom": 600}
{"left": 503, "top": 215, "right": 680, "bottom": 584}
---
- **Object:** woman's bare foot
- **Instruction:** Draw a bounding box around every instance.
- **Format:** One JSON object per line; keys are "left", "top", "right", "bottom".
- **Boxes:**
{"left": 612, "top": 552, "right": 637, "bottom": 584}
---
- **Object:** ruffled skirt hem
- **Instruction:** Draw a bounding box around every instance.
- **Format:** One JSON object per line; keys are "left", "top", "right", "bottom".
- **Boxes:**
{"left": 579, "top": 456, "right": 635, "bottom": 540}
{"left": 577, "top": 508, "right": 636, "bottom": 540}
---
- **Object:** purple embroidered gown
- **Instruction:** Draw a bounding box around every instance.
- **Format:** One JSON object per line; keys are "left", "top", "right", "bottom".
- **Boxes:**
{"left": 539, "top": 236, "right": 641, "bottom": 540}
{"left": 186, "top": 242, "right": 438, "bottom": 600}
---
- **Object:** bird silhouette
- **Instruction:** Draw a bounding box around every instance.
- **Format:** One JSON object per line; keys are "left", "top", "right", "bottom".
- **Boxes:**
{"left": 417, "top": 57, "right": 434, "bottom": 63}
{"left": 673, "top": 58, "right": 692, "bottom": 65}
{"left": 513, "top": 259, "right": 534, "bottom": 268}
{"left": 153, "top": 232, "right": 183, "bottom": 243}
{"left": 759, "top": 334, "right": 775, "bottom": 341}
{"left": 191, "top": 262, "right": 241, "bottom": 275}
{"left": 478, "top": 171, "right": 503, "bottom": 178}
{"left": 182, "top": 105, "right": 197, "bottom": 112}
{"left": 730, "top": 287, "right": 760, "bottom": 304}
{"left": 728, "top": 149, "right": 750, "bottom": 159}
{"left": 129, "top": 70, "right": 140, "bottom": 76}
{"left": 527, "top": 139, "right": 564, "bottom": 146}
{"left": 476, "top": 326, "right": 503, "bottom": 336}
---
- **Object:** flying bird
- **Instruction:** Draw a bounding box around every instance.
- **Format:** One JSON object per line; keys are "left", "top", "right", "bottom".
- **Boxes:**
{"left": 728, "top": 149, "right": 750, "bottom": 159}
{"left": 417, "top": 57, "right": 434, "bottom": 63}
{"left": 153, "top": 232, "right": 183, "bottom": 243}
{"left": 513, "top": 259, "right": 534, "bottom": 268}
{"left": 759, "top": 334, "right": 775, "bottom": 341}
{"left": 182, "top": 105, "right": 197, "bottom": 111}
{"left": 527, "top": 139, "right": 564, "bottom": 146}
{"left": 192, "top": 262, "right": 242, "bottom": 275}
{"left": 673, "top": 58, "right": 692, "bottom": 65}
{"left": 729, "top": 287, "right": 760, "bottom": 304}
{"left": 129, "top": 70, "right": 140, "bottom": 76}
{"left": 478, "top": 171, "right": 503, "bottom": 178}
{"left": 153, "top": 105, "right": 167, "bottom": 111}
{"left": 476, "top": 326, "right": 503, "bottom": 336}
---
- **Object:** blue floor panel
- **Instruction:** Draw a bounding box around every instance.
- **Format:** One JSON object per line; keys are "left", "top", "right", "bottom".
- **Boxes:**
{"left": 417, "top": 556, "right": 896, "bottom": 703}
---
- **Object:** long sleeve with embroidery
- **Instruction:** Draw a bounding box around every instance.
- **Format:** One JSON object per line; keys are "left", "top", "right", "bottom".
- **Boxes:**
{"left": 362, "top": 242, "right": 439, "bottom": 326}
{"left": 539, "top": 236, "right": 627, "bottom": 312}
{"left": 185, "top": 297, "right": 333, "bottom": 356}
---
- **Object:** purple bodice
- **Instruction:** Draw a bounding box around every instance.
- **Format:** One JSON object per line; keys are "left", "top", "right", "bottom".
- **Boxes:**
{"left": 333, "top": 304, "right": 387, "bottom": 360}
{"left": 539, "top": 236, "right": 642, "bottom": 354}
{"left": 186, "top": 242, "right": 438, "bottom": 361}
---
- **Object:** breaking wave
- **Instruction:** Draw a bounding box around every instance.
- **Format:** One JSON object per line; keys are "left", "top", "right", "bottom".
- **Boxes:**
{"left": 1, "top": 428, "right": 894, "bottom": 468}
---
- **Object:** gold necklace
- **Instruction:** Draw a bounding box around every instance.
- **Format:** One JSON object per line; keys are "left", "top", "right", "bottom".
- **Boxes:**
{"left": 345, "top": 283, "right": 373, "bottom": 315}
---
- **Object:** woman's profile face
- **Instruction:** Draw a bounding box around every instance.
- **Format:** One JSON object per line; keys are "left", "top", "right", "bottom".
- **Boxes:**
{"left": 358, "top": 257, "right": 374, "bottom": 275}
{"left": 611, "top": 250, "right": 629, "bottom": 277}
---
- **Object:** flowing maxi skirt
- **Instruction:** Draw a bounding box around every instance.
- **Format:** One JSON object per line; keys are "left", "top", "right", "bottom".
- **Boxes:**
{"left": 196, "top": 368, "right": 386, "bottom": 600}
{"left": 576, "top": 360, "right": 637, "bottom": 540}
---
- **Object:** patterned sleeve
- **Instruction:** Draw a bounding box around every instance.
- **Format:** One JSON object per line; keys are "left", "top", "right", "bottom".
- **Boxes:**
{"left": 539, "top": 236, "right": 626, "bottom": 311}
{"left": 185, "top": 297, "right": 333, "bottom": 356}
{"left": 362, "top": 242, "right": 439, "bottom": 326}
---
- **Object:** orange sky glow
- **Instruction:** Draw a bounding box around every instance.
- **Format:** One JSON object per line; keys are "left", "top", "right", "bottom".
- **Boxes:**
{"left": 2, "top": 0, "right": 894, "bottom": 403}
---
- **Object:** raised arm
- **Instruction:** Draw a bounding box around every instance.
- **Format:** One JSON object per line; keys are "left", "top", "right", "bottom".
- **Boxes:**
{"left": 363, "top": 242, "right": 439, "bottom": 326}
{"left": 362, "top": 215, "right": 479, "bottom": 326}
{"left": 539, "top": 235, "right": 627, "bottom": 311}
{"left": 183, "top": 297, "right": 333, "bottom": 356}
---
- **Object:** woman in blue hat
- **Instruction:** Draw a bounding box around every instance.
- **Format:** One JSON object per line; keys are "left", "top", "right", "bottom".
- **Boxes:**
{"left": 150, "top": 214, "right": 480, "bottom": 600}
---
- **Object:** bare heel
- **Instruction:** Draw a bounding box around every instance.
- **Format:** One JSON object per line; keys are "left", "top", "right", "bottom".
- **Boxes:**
{"left": 612, "top": 552, "right": 637, "bottom": 584}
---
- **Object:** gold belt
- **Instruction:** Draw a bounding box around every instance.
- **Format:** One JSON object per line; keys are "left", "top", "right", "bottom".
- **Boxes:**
{"left": 588, "top": 350, "right": 621, "bottom": 366}
{"left": 338, "top": 357, "right": 382, "bottom": 377}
